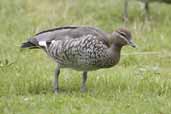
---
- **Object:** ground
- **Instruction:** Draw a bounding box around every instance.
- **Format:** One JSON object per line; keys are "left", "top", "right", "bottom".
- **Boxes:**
{"left": 0, "top": 0, "right": 171, "bottom": 114}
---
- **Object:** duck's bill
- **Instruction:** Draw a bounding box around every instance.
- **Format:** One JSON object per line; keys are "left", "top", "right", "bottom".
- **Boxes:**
{"left": 128, "top": 40, "right": 137, "bottom": 48}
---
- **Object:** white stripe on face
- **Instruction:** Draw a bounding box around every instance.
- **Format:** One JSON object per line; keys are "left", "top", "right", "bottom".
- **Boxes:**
{"left": 116, "top": 32, "right": 129, "bottom": 44}
{"left": 119, "top": 34, "right": 129, "bottom": 43}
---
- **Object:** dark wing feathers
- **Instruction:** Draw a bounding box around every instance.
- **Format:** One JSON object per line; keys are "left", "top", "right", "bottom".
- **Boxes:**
{"left": 21, "top": 26, "right": 110, "bottom": 48}
{"left": 35, "top": 26, "right": 78, "bottom": 36}
{"left": 21, "top": 42, "right": 37, "bottom": 48}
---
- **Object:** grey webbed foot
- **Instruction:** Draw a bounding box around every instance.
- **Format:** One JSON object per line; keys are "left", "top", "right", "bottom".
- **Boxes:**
{"left": 54, "top": 88, "right": 59, "bottom": 95}
{"left": 81, "top": 86, "right": 87, "bottom": 92}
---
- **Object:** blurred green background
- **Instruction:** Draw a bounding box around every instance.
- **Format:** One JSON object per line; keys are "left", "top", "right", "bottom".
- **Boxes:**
{"left": 0, "top": 0, "right": 171, "bottom": 114}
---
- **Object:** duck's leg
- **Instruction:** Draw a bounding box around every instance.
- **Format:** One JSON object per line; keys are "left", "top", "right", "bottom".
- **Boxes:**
{"left": 81, "top": 71, "right": 88, "bottom": 92}
{"left": 54, "top": 64, "right": 60, "bottom": 94}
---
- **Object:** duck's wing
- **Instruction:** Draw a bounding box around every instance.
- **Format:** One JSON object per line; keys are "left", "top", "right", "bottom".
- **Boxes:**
{"left": 21, "top": 26, "right": 110, "bottom": 48}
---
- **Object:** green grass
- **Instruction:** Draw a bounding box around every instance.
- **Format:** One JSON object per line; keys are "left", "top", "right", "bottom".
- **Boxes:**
{"left": 0, "top": 0, "right": 171, "bottom": 114}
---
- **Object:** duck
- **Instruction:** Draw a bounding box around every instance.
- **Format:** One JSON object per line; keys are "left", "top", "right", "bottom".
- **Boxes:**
{"left": 21, "top": 26, "right": 136, "bottom": 94}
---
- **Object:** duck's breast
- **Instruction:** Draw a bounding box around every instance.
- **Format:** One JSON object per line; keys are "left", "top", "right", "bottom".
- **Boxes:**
{"left": 47, "top": 34, "right": 113, "bottom": 70}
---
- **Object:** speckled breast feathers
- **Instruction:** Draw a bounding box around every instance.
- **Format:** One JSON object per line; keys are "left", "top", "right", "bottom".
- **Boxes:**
{"left": 45, "top": 34, "right": 114, "bottom": 70}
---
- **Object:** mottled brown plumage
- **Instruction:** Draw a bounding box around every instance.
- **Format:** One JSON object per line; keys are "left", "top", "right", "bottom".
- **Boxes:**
{"left": 21, "top": 26, "right": 136, "bottom": 94}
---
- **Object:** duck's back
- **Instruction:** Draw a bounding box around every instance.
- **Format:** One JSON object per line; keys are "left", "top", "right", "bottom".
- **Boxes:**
{"left": 31, "top": 26, "right": 110, "bottom": 47}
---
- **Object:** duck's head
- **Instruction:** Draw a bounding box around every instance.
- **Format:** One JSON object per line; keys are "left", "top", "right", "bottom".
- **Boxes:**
{"left": 111, "top": 28, "right": 136, "bottom": 48}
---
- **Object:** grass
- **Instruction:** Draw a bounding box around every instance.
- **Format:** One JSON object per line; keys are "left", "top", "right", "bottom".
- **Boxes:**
{"left": 0, "top": 0, "right": 171, "bottom": 113}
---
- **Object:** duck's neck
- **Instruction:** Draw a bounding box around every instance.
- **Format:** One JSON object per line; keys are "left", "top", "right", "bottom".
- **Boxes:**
{"left": 108, "top": 43, "right": 123, "bottom": 64}
{"left": 108, "top": 34, "right": 123, "bottom": 53}
{"left": 112, "top": 43, "right": 122, "bottom": 51}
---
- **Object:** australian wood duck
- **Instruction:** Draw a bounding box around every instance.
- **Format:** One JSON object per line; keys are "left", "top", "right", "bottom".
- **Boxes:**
{"left": 21, "top": 26, "right": 136, "bottom": 94}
